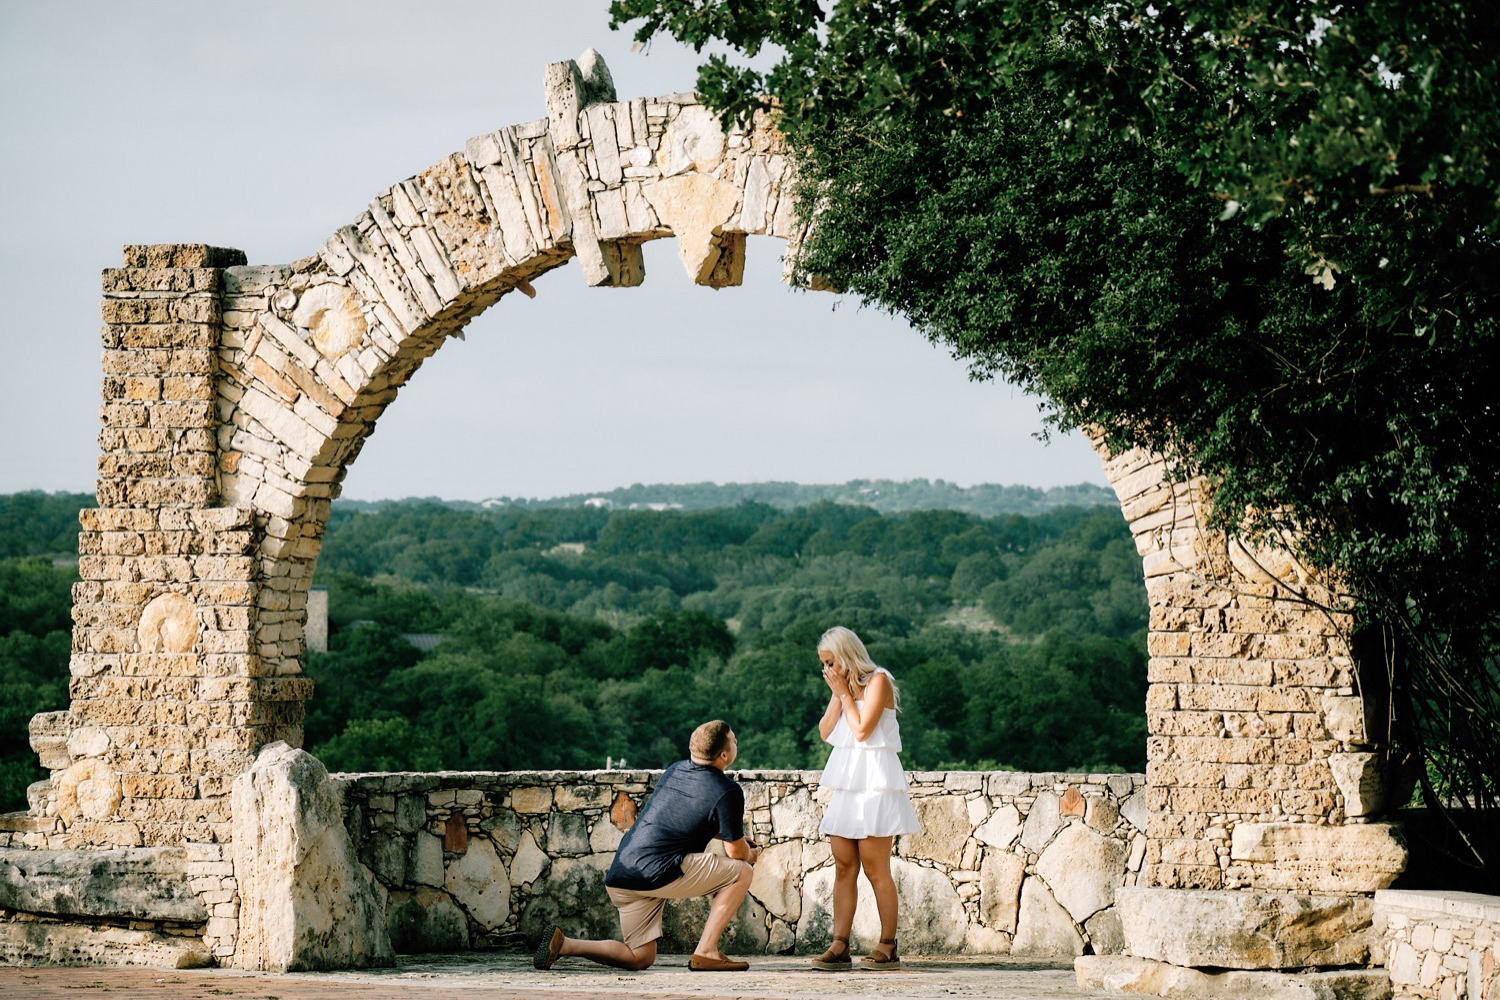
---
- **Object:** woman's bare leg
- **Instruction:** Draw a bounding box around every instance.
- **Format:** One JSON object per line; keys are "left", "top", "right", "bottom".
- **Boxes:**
{"left": 830, "top": 835, "right": 860, "bottom": 941}
{"left": 857, "top": 835, "right": 898, "bottom": 945}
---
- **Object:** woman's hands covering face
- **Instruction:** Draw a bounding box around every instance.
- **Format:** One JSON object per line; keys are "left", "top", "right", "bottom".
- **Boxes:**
{"left": 821, "top": 660, "right": 851, "bottom": 699}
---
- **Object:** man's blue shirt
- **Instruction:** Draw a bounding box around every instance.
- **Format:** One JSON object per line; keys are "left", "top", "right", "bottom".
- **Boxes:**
{"left": 605, "top": 760, "right": 745, "bottom": 891}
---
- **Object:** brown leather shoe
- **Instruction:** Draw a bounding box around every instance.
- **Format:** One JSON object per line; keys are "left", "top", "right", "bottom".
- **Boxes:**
{"left": 689, "top": 953, "right": 749, "bottom": 971}
{"left": 533, "top": 926, "right": 564, "bottom": 970}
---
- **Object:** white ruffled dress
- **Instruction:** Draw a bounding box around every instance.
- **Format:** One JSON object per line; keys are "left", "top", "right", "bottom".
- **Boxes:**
{"left": 818, "top": 668, "right": 922, "bottom": 839}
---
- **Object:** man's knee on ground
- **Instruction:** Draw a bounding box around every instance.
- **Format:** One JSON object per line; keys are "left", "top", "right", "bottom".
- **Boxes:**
{"left": 625, "top": 941, "right": 657, "bottom": 970}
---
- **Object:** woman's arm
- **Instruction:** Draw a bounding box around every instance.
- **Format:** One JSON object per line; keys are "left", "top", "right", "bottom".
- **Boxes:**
{"left": 817, "top": 691, "right": 841, "bottom": 741}
{"left": 839, "top": 672, "right": 891, "bottom": 742}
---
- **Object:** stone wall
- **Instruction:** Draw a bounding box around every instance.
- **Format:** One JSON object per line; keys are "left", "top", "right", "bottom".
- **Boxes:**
{"left": 337, "top": 767, "right": 1146, "bottom": 957}
{"left": 1377, "top": 889, "right": 1500, "bottom": 1000}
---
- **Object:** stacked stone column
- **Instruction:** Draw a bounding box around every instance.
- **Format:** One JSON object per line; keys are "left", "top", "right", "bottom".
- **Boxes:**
{"left": 24, "top": 245, "right": 313, "bottom": 961}
{"left": 1083, "top": 444, "right": 1408, "bottom": 992}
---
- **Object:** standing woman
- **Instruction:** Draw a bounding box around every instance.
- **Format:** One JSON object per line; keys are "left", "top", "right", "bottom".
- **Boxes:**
{"left": 811, "top": 625, "right": 920, "bottom": 972}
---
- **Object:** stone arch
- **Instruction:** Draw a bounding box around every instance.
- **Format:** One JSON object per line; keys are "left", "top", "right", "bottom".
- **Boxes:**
{"left": 27, "top": 49, "right": 1405, "bottom": 970}
{"left": 212, "top": 53, "right": 800, "bottom": 688}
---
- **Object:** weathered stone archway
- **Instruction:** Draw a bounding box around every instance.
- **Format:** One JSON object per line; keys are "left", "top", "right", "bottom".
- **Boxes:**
{"left": 19, "top": 51, "right": 1406, "bottom": 981}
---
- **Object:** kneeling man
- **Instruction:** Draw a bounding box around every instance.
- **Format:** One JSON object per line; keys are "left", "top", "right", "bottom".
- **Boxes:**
{"left": 534, "top": 720, "right": 760, "bottom": 972}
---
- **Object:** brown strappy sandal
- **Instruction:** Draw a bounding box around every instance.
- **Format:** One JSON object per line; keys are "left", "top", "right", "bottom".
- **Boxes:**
{"left": 860, "top": 937, "right": 902, "bottom": 970}
{"left": 811, "top": 934, "right": 852, "bottom": 971}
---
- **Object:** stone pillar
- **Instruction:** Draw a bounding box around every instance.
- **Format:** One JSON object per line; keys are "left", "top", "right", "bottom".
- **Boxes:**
{"left": 1080, "top": 444, "right": 1407, "bottom": 995}
{"left": 24, "top": 245, "right": 314, "bottom": 962}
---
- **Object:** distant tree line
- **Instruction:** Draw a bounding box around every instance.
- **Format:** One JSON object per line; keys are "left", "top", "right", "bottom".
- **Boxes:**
{"left": 339, "top": 478, "right": 1116, "bottom": 518}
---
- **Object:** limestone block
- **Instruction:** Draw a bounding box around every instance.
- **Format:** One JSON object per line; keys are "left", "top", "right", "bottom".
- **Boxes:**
{"left": 1321, "top": 693, "right": 1368, "bottom": 744}
{"left": 964, "top": 923, "right": 1011, "bottom": 955}
{"left": 769, "top": 786, "right": 822, "bottom": 840}
{"left": 1084, "top": 908, "right": 1125, "bottom": 955}
{"left": 230, "top": 742, "right": 393, "bottom": 971}
{"left": 444, "top": 835, "right": 511, "bottom": 930}
{"left": 546, "top": 812, "right": 590, "bottom": 855}
{"left": 386, "top": 885, "right": 468, "bottom": 953}
{"left": 30, "top": 713, "right": 72, "bottom": 770}
{"left": 510, "top": 786, "right": 552, "bottom": 813}
{"left": 979, "top": 851, "right": 1025, "bottom": 933}
{"left": 1013, "top": 876, "right": 1085, "bottom": 957}
{"left": 589, "top": 815, "right": 624, "bottom": 852}
{"left": 394, "top": 793, "right": 425, "bottom": 833}
{"left": 0, "top": 847, "right": 206, "bottom": 922}
{"left": 904, "top": 795, "right": 971, "bottom": 867}
{"left": 1036, "top": 822, "right": 1129, "bottom": 923}
{"left": 410, "top": 831, "right": 444, "bottom": 887}
{"left": 1329, "top": 752, "right": 1386, "bottom": 817}
{"left": 1020, "top": 791, "right": 1062, "bottom": 852}
{"left": 749, "top": 841, "right": 802, "bottom": 922}
{"left": 1118, "top": 886, "right": 1378, "bottom": 969}
{"left": 1119, "top": 790, "right": 1151, "bottom": 834}
{"left": 1075, "top": 955, "right": 1395, "bottom": 999}
{"left": 509, "top": 830, "right": 549, "bottom": 886}
{"left": 976, "top": 803, "right": 1022, "bottom": 848}
{"left": 1230, "top": 822, "right": 1407, "bottom": 892}
{"left": 0, "top": 921, "right": 212, "bottom": 968}
{"left": 642, "top": 174, "right": 743, "bottom": 285}
{"left": 1086, "top": 795, "right": 1120, "bottom": 832}
{"left": 136, "top": 592, "right": 198, "bottom": 653}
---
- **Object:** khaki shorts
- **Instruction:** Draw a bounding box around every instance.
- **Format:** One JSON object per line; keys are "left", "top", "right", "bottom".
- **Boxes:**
{"left": 606, "top": 852, "right": 748, "bottom": 949}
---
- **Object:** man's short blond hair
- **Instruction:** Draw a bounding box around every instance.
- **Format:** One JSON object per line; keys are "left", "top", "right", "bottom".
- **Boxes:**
{"left": 689, "top": 720, "right": 733, "bottom": 761}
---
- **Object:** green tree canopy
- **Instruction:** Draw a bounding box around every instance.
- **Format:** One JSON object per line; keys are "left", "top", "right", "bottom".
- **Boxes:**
{"left": 611, "top": 0, "right": 1500, "bottom": 876}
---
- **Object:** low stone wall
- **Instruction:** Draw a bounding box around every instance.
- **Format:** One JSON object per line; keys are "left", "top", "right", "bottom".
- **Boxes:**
{"left": 338, "top": 768, "right": 1147, "bottom": 957}
{"left": 1376, "top": 889, "right": 1500, "bottom": 1000}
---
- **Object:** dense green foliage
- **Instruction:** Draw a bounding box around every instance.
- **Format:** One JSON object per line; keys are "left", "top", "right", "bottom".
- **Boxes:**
{"left": 0, "top": 493, "right": 85, "bottom": 810}
{"left": 0, "top": 558, "right": 74, "bottom": 811}
{"left": 0, "top": 491, "right": 91, "bottom": 559}
{"left": 611, "top": 0, "right": 1500, "bottom": 875}
{"left": 305, "top": 499, "right": 1147, "bottom": 775}
{"left": 0, "top": 490, "right": 1147, "bottom": 809}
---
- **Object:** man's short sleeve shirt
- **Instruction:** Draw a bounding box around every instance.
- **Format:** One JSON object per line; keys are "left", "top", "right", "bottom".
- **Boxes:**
{"left": 605, "top": 760, "right": 745, "bottom": 891}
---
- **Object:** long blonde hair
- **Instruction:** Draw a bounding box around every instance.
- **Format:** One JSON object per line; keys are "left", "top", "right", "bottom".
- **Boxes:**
{"left": 818, "top": 626, "right": 900, "bottom": 710}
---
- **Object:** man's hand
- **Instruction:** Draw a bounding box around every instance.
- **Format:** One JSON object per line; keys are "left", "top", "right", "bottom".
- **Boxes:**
{"left": 724, "top": 837, "right": 760, "bottom": 864}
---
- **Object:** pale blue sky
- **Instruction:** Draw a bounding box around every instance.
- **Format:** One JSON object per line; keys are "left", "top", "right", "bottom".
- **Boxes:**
{"left": 0, "top": 0, "right": 1108, "bottom": 501}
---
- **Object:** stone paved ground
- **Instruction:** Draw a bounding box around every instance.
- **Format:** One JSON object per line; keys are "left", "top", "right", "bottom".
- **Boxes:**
{"left": 0, "top": 953, "right": 1119, "bottom": 999}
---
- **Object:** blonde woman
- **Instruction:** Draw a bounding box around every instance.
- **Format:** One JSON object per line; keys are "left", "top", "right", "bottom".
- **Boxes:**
{"left": 811, "top": 625, "right": 920, "bottom": 972}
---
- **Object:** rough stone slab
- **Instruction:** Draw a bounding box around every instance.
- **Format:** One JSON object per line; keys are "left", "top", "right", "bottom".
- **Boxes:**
{"left": 230, "top": 742, "right": 393, "bottom": 971}
{"left": 0, "top": 920, "right": 213, "bottom": 968}
{"left": 0, "top": 847, "right": 206, "bottom": 922}
{"left": 1230, "top": 822, "right": 1407, "bottom": 892}
{"left": 1118, "top": 887, "right": 1377, "bottom": 969}
{"left": 1075, "top": 955, "right": 1392, "bottom": 999}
